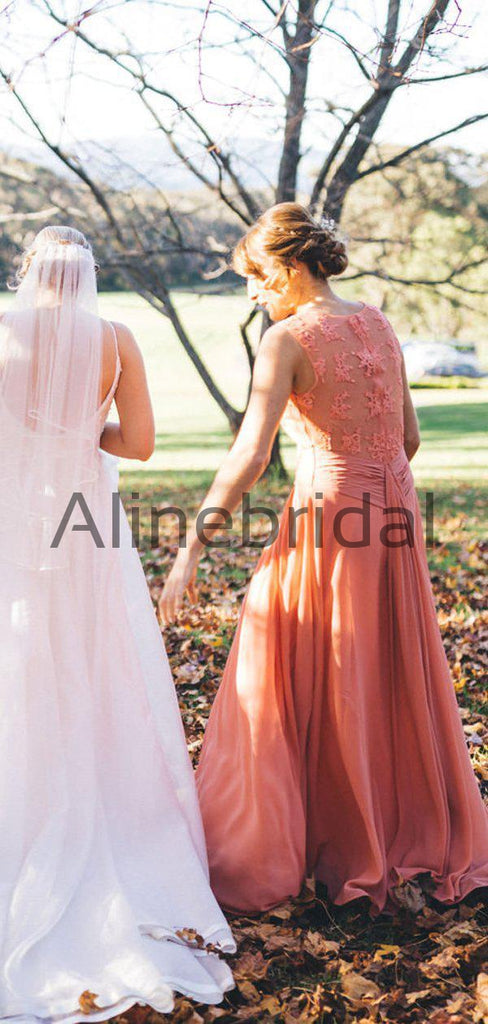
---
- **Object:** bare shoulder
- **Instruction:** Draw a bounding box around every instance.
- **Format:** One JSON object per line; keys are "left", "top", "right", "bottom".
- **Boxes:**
{"left": 105, "top": 320, "right": 143, "bottom": 364}
{"left": 106, "top": 319, "right": 135, "bottom": 346}
{"left": 259, "top": 319, "right": 302, "bottom": 359}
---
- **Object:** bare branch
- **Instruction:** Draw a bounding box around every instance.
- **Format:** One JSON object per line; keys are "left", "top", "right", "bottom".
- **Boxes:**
{"left": 0, "top": 205, "right": 60, "bottom": 223}
{"left": 39, "top": 0, "right": 261, "bottom": 222}
{"left": 408, "top": 63, "right": 488, "bottom": 84}
{"left": 379, "top": 0, "right": 401, "bottom": 70}
{"left": 355, "top": 113, "right": 488, "bottom": 182}
{"left": 276, "top": 0, "right": 317, "bottom": 202}
{"left": 0, "top": 68, "right": 125, "bottom": 243}
{"left": 344, "top": 255, "right": 488, "bottom": 290}
{"left": 314, "top": 0, "right": 454, "bottom": 219}
{"left": 394, "top": 0, "right": 452, "bottom": 78}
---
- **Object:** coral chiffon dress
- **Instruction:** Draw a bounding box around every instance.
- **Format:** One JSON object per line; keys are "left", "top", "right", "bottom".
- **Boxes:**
{"left": 196, "top": 303, "right": 488, "bottom": 914}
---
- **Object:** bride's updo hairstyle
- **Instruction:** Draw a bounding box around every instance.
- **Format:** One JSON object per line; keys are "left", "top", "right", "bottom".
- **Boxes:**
{"left": 233, "top": 202, "right": 348, "bottom": 283}
{"left": 15, "top": 225, "right": 98, "bottom": 285}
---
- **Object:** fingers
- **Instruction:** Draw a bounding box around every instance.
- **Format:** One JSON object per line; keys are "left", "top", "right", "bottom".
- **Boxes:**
{"left": 158, "top": 584, "right": 176, "bottom": 627}
{"left": 158, "top": 566, "right": 199, "bottom": 627}
{"left": 159, "top": 587, "right": 180, "bottom": 626}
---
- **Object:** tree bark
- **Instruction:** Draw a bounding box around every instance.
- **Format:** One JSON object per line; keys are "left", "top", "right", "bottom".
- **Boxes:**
{"left": 276, "top": 1, "right": 316, "bottom": 203}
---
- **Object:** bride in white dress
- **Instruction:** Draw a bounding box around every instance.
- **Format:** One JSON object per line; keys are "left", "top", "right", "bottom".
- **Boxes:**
{"left": 0, "top": 226, "right": 235, "bottom": 1023}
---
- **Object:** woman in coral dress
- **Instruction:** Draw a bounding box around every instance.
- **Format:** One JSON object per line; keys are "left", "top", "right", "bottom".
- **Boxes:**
{"left": 160, "top": 203, "right": 488, "bottom": 914}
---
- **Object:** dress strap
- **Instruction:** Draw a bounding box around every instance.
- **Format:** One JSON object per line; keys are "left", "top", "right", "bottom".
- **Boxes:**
{"left": 108, "top": 321, "right": 122, "bottom": 394}
{"left": 110, "top": 321, "right": 122, "bottom": 377}
{"left": 99, "top": 322, "right": 122, "bottom": 411}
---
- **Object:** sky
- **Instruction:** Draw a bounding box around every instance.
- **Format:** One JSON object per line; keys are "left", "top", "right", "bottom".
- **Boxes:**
{"left": 0, "top": 0, "right": 486, "bottom": 168}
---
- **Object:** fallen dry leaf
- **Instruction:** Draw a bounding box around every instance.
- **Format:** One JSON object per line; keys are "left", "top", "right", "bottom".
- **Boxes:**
{"left": 78, "top": 991, "right": 100, "bottom": 1015}
{"left": 391, "top": 876, "right": 426, "bottom": 913}
{"left": 175, "top": 928, "right": 205, "bottom": 948}
{"left": 236, "top": 979, "right": 261, "bottom": 1004}
{"left": 405, "top": 988, "right": 434, "bottom": 1004}
{"left": 373, "top": 943, "right": 401, "bottom": 961}
{"left": 476, "top": 972, "right": 488, "bottom": 1021}
{"left": 130, "top": 481, "right": 488, "bottom": 1024}
{"left": 264, "top": 928, "right": 303, "bottom": 955}
{"left": 341, "top": 970, "right": 382, "bottom": 1007}
{"left": 170, "top": 1000, "right": 205, "bottom": 1024}
{"left": 302, "top": 930, "right": 340, "bottom": 958}
{"left": 234, "top": 951, "right": 269, "bottom": 981}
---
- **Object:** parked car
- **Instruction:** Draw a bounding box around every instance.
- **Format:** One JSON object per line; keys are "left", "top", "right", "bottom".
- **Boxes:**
{"left": 401, "top": 340, "right": 487, "bottom": 383}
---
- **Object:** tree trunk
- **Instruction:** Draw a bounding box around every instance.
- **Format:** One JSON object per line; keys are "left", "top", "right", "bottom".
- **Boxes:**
{"left": 324, "top": 92, "right": 392, "bottom": 222}
{"left": 276, "top": 1, "right": 316, "bottom": 204}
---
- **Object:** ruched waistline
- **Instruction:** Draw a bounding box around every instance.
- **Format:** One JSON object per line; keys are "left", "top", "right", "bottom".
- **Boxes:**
{"left": 294, "top": 444, "right": 414, "bottom": 510}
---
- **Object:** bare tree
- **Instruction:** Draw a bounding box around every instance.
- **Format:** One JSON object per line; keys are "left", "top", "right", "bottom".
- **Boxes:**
{"left": 0, "top": 0, "right": 486, "bottom": 470}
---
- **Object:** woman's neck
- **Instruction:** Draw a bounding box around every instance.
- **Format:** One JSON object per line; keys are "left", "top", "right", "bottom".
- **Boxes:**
{"left": 294, "top": 282, "right": 362, "bottom": 318}
{"left": 294, "top": 285, "right": 340, "bottom": 316}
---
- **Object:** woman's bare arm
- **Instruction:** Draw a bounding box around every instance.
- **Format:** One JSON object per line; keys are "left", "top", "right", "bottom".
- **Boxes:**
{"left": 401, "top": 354, "right": 420, "bottom": 461}
{"left": 158, "top": 322, "right": 303, "bottom": 623}
{"left": 99, "top": 322, "right": 155, "bottom": 461}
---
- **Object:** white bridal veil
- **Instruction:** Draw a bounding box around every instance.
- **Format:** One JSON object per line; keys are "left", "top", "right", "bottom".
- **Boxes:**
{"left": 0, "top": 228, "right": 236, "bottom": 1016}
{"left": 0, "top": 226, "right": 102, "bottom": 570}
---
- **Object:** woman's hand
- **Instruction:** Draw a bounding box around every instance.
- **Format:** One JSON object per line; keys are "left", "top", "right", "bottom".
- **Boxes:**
{"left": 158, "top": 552, "right": 199, "bottom": 626}
{"left": 159, "top": 323, "right": 300, "bottom": 627}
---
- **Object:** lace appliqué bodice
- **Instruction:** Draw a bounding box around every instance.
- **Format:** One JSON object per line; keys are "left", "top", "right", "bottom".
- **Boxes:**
{"left": 281, "top": 304, "right": 404, "bottom": 463}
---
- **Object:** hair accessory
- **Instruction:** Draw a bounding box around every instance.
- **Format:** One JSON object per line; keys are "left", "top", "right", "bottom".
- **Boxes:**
{"left": 319, "top": 215, "right": 337, "bottom": 232}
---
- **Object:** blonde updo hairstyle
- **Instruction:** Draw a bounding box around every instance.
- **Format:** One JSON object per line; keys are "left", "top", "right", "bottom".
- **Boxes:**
{"left": 15, "top": 225, "right": 99, "bottom": 286}
{"left": 233, "top": 202, "right": 348, "bottom": 285}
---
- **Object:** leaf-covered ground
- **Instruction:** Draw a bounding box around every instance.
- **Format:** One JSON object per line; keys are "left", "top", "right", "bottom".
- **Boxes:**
{"left": 116, "top": 474, "right": 487, "bottom": 1024}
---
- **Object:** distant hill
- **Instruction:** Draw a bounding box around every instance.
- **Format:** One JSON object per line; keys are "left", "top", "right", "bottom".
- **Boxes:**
{"left": 1, "top": 134, "right": 326, "bottom": 193}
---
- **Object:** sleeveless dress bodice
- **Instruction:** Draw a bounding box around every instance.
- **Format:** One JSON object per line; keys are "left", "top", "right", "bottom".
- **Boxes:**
{"left": 281, "top": 303, "right": 404, "bottom": 462}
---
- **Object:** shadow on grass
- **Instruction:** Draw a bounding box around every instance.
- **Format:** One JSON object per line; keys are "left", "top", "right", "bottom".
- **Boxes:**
{"left": 154, "top": 430, "right": 294, "bottom": 455}
{"left": 152, "top": 403, "right": 486, "bottom": 454}
{"left": 417, "top": 400, "right": 487, "bottom": 442}
{"left": 154, "top": 430, "right": 231, "bottom": 453}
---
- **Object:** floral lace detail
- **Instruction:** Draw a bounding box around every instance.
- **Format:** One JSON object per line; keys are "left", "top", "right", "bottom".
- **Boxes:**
{"left": 295, "top": 317, "right": 327, "bottom": 382}
{"left": 367, "top": 307, "right": 402, "bottom": 366}
{"left": 349, "top": 311, "right": 370, "bottom": 346}
{"left": 295, "top": 390, "right": 315, "bottom": 410}
{"left": 367, "top": 307, "right": 389, "bottom": 331}
{"left": 367, "top": 428, "right": 403, "bottom": 462}
{"left": 330, "top": 390, "right": 352, "bottom": 420}
{"left": 315, "top": 356, "right": 327, "bottom": 379}
{"left": 365, "top": 386, "right": 394, "bottom": 417}
{"left": 287, "top": 306, "right": 403, "bottom": 460}
{"left": 355, "top": 347, "right": 385, "bottom": 377}
{"left": 317, "top": 315, "right": 338, "bottom": 342}
{"left": 334, "top": 352, "right": 355, "bottom": 383}
{"left": 297, "top": 325, "right": 316, "bottom": 350}
{"left": 386, "top": 333, "right": 402, "bottom": 365}
{"left": 341, "top": 426, "right": 361, "bottom": 454}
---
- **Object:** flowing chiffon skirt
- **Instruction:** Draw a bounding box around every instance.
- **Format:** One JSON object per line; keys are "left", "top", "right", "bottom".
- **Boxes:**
{"left": 196, "top": 446, "right": 488, "bottom": 913}
{"left": 0, "top": 452, "right": 234, "bottom": 1023}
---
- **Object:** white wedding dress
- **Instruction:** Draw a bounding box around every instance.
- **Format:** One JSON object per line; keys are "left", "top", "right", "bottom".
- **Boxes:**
{"left": 0, "top": 231, "right": 235, "bottom": 1023}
